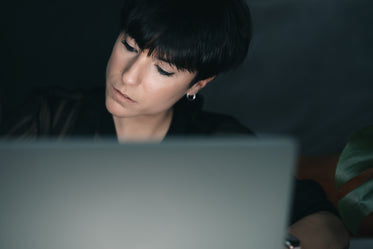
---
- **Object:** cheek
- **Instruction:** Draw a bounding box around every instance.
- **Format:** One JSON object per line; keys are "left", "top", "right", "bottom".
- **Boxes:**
{"left": 145, "top": 78, "right": 191, "bottom": 105}
{"left": 106, "top": 42, "right": 126, "bottom": 76}
{"left": 105, "top": 50, "right": 119, "bottom": 79}
{"left": 105, "top": 56, "right": 113, "bottom": 78}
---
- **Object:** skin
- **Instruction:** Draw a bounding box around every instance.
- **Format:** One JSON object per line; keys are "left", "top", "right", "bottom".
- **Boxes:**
{"left": 105, "top": 32, "right": 214, "bottom": 142}
{"left": 287, "top": 211, "right": 350, "bottom": 249}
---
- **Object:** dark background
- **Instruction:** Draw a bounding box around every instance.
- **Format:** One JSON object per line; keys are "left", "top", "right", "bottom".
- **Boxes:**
{"left": 4, "top": 0, "right": 373, "bottom": 155}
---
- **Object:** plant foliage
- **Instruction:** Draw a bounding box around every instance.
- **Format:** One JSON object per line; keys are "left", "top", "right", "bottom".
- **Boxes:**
{"left": 335, "top": 125, "right": 373, "bottom": 234}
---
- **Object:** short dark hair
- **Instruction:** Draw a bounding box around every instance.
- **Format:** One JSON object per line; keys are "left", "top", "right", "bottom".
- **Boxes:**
{"left": 120, "top": 0, "right": 251, "bottom": 81}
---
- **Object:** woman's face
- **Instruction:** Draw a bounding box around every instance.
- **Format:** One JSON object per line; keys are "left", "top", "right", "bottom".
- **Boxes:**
{"left": 105, "top": 33, "right": 205, "bottom": 119}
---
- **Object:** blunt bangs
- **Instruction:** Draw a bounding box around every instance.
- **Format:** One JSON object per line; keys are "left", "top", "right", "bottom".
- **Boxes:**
{"left": 120, "top": 0, "right": 251, "bottom": 80}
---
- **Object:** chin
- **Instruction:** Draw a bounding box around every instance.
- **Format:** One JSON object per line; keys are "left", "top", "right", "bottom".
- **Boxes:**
{"left": 105, "top": 97, "right": 121, "bottom": 116}
{"left": 105, "top": 96, "right": 134, "bottom": 118}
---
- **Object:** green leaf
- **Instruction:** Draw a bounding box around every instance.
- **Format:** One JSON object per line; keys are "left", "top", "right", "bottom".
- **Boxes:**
{"left": 335, "top": 125, "right": 373, "bottom": 189}
{"left": 338, "top": 178, "right": 373, "bottom": 234}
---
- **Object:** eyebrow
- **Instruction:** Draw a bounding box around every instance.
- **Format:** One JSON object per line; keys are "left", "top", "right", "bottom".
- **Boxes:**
{"left": 157, "top": 57, "right": 173, "bottom": 64}
{"left": 151, "top": 51, "right": 175, "bottom": 66}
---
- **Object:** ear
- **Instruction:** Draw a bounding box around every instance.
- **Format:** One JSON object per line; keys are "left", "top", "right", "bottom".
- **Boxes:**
{"left": 187, "top": 75, "right": 216, "bottom": 95}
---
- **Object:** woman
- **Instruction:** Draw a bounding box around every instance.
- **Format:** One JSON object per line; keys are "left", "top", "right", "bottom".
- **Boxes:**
{"left": 106, "top": 0, "right": 254, "bottom": 142}
{"left": 1, "top": 0, "right": 349, "bottom": 247}
{"left": 1, "top": 0, "right": 252, "bottom": 140}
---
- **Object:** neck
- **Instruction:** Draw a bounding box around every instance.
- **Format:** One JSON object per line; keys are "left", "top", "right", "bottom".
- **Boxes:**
{"left": 112, "top": 109, "right": 173, "bottom": 143}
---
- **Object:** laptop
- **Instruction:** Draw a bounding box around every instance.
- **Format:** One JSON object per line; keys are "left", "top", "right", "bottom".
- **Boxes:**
{"left": 0, "top": 137, "right": 297, "bottom": 249}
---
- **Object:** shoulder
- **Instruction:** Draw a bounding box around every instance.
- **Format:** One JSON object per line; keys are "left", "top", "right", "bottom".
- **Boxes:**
{"left": 289, "top": 179, "right": 339, "bottom": 225}
{"left": 168, "top": 95, "right": 253, "bottom": 136}
{"left": 0, "top": 87, "right": 103, "bottom": 138}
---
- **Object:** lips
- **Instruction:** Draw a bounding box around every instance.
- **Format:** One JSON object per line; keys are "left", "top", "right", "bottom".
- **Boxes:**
{"left": 112, "top": 86, "right": 136, "bottom": 103}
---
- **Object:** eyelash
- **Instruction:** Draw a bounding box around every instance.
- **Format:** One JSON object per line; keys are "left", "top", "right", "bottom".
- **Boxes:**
{"left": 121, "top": 40, "right": 137, "bottom": 52}
{"left": 156, "top": 66, "right": 174, "bottom": 77}
{"left": 121, "top": 39, "right": 174, "bottom": 77}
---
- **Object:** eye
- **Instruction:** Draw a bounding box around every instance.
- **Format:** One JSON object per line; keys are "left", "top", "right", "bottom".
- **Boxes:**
{"left": 156, "top": 65, "right": 175, "bottom": 77}
{"left": 121, "top": 40, "right": 138, "bottom": 53}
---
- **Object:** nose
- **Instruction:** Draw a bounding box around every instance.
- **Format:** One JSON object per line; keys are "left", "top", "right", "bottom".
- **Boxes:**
{"left": 121, "top": 54, "right": 146, "bottom": 86}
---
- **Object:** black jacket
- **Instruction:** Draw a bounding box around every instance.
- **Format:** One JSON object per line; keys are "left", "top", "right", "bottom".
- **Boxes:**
{"left": 0, "top": 86, "right": 337, "bottom": 225}
{"left": 0, "top": 87, "right": 252, "bottom": 139}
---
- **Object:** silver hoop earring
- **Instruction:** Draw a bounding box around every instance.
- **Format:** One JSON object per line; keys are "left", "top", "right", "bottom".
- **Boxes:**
{"left": 186, "top": 93, "right": 196, "bottom": 101}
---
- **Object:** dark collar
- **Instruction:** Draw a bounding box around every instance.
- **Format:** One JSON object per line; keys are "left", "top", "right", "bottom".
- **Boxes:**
{"left": 96, "top": 93, "right": 204, "bottom": 138}
{"left": 166, "top": 94, "right": 203, "bottom": 136}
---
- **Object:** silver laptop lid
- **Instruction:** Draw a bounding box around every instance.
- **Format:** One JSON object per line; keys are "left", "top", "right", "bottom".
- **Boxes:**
{"left": 0, "top": 138, "right": 297, "bottom": 249}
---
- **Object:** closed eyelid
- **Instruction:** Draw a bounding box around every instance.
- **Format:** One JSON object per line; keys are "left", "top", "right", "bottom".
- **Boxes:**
{"left": 156, "top": 59, "right": 178, "bottom": 71}
{"left": 120, "top": 33, "right": 175, "bottom": 77}
{"left": 156, "top": 65, "right": 175, "bottom": 76}
{"left": 121, "top": 40, "right": 137, "bottom": 53}
{"left": 124, "top": 34, "right": 138, "bottom": 48}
